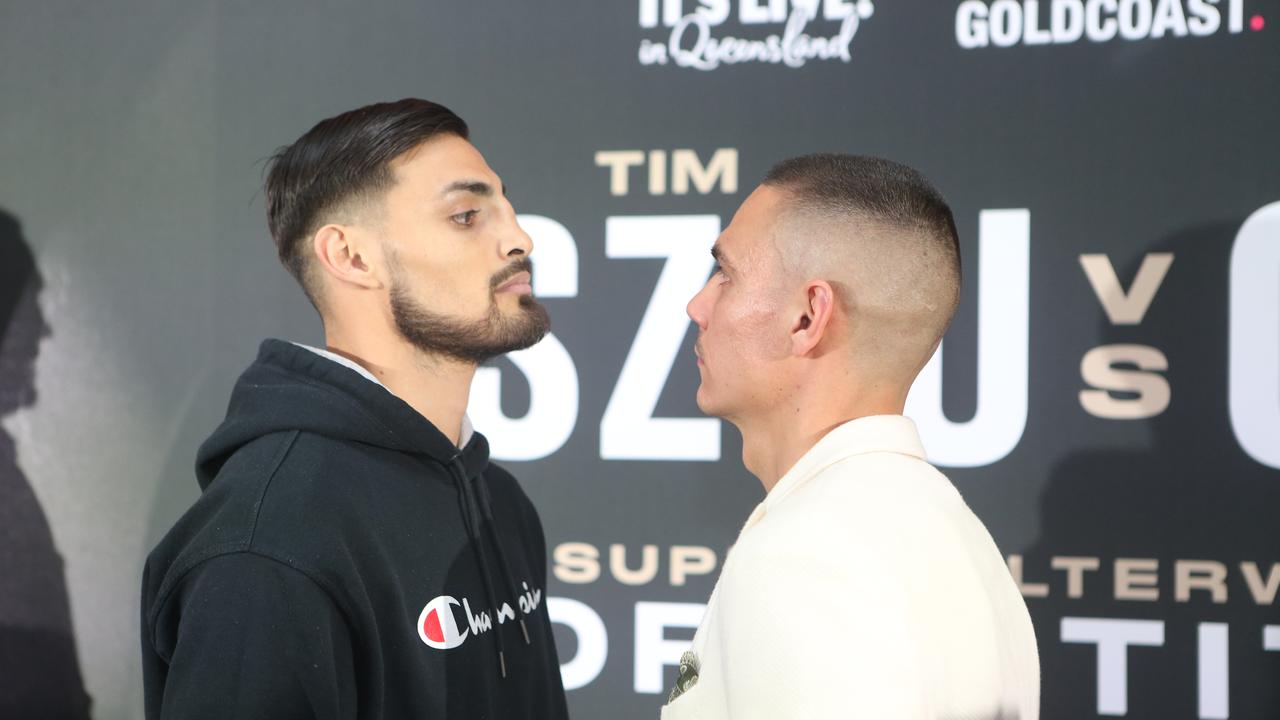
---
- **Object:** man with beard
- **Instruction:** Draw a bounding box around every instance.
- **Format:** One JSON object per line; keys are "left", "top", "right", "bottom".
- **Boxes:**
{"left": 661, "top": 155, "right": 1039, "bottom": 719}
{"left": 142, "top": 99, "right": 569, "bottom": 720}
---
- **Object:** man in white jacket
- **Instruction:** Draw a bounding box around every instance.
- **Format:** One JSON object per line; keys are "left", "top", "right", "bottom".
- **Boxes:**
{"left": 661, "top": 155, "right": 1039, "bottom": 719}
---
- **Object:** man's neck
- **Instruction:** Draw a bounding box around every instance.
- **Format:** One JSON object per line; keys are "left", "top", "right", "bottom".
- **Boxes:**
{"left": 323, "top": 333, "right": 476, "bottom": 447}
{"left": 737, "top": 417, "right": 834, "bottom": 494}
{"left": 735, "top": 389, "right": 905, "bottom": 493}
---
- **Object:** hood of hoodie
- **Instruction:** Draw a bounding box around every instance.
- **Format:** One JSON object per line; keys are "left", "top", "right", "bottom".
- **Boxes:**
{"left": 197, "top": 339, "right": 488, "bottom": 489}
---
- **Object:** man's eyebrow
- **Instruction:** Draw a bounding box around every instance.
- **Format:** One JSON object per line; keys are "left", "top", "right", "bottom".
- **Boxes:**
{"left": 711, "top": 244, "right": 732, "bottom": 269}
{"left": 440, "top": 180, "right": 500, "bottom": 198}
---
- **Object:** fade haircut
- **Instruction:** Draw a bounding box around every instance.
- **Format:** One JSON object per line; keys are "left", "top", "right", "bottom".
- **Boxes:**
{"left": 264, "top": 98, "right": 469, "bottom": 307}
{"left": 762, "top": 154, "right": 962, "bottom": 376}
{"left": 763, "top": 154, "right": 960, "bottom": 285}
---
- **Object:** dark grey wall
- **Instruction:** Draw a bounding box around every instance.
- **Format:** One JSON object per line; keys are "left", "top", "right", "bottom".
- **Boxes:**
{"left": 1, "top": 1, "right": 1277, "bottom": 718}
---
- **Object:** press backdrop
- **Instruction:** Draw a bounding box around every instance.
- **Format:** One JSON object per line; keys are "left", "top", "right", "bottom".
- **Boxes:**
{"left": 1, "top": 1, "right": 1278, "bottom": 718}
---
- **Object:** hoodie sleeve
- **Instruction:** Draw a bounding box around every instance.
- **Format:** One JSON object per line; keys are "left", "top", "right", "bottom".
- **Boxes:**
{"left": 148, "top": 552, "right": 356, "bottom": 720}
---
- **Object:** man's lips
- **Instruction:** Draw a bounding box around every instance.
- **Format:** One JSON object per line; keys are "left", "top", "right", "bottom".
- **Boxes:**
{"left": 496, "top": 271, "right": 533, "bottom": 294}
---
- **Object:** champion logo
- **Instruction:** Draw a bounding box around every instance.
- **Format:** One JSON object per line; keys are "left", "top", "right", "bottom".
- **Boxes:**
{"left": 416, "top": 583, "right": 545, "bottom": 650}
{"left": 417, "top": 596, "right": 470, "bottom": 650}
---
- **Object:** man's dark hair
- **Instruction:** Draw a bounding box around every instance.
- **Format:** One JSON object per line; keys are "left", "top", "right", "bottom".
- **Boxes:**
{"left": 762, "top": 153, "right": 960, "bottom": 280}
{"left": 264, "top": 98, "right": 469, "bottom": 305}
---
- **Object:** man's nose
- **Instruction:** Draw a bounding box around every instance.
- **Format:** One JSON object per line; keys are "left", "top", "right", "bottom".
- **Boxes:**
{"left": 687, "top": 283, "right": 710, "bottom": 329}
{"left": 503, "top": 209, "right": 534, "bottom": 258}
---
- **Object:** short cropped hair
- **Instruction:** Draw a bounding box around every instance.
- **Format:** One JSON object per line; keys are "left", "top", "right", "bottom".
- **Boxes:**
{"left": 762, "top": 154, "right": 963, "bottom": 373}
{"left": 762, "top": 153, "right": 960, "bottom": 283}
{"left": 264, "top": 98, "right": 469, "bottom": 305}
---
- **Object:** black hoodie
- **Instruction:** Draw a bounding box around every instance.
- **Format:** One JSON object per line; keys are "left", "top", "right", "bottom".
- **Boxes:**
{"left": 142, "top": 339, "right": 569, "bottom": 719}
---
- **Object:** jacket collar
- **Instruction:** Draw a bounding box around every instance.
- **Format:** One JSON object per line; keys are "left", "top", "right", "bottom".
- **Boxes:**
{"left": 762, "top": 414, "right": 926, "bottom": 512}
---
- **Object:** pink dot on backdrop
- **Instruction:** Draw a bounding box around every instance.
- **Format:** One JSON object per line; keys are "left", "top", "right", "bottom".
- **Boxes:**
{"left": 1251, "top": 15, "right": 1265, "bottom": 31}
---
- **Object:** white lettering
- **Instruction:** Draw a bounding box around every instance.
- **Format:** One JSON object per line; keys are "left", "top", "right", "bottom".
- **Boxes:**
{"left": 1086, "top": 0, "right": 1120, "bottom": 41}
{"left": 463, "top": 597, "right": 493, "bottom": 635}
{"left": 906, "top": 209, "right": 1030, "bottom": 468}
{"left": 1264, "top": 625, "right": 1280, "bottom": 652}
{"left": 548, "top": 596, "right": 609, "bottom": 690}
{"left": 634, "top": 601, "right": 705, "bottom": 693}
{"left": 958, "top": 0, "right": 990, "bottom": 47}
{"left": 496, "top": 602, "right": 517, "bottom": 624}
{"left": 990, "top": 0, "right": 1025, "bottom": 45}
{"left": 1061, "top": 617, "right": 1165, "bottom": 716}
{"left": 1198, "top": 623, "right": 1229, "bottom": 719}
{"left": 1052, "top": 0, "right": 1086, "bottom": 41}
{"left": 824, "top": 0, "right": 856, "bottom": 20}
{"left": 1118, "top": 0, "right": 1154, "bottom": 39}
{"left": 1228, "top": 201, "right": 1280, "bottom": 470}
{"left": 739, "top": 0, "right": 788, "bottom": 24}
{"left": 640, "top": 0, "right": 662, "bottom": 28}
{"left": 1024, "top": 0, "right": 1054, "bottom": 43}
{"left": 668, "top": 8, "right": 864, "bottom": 70}
{"left": 602, "top": 215, "right": 722, "bottom": 461}
{"left": 470, "top": 215, "right": 580, "bottom": 461}
{"left": 1227, "top": 0, "right": 1242, "bottom": 32}
{"left": 1187, "top": 0, "right": 1221, "bottom": 34}
{"left": 697, "top": 0, "right": 731, "bottom": 24}
{"left": 1151, "top": 0, "right": 1190, "bottom": 36}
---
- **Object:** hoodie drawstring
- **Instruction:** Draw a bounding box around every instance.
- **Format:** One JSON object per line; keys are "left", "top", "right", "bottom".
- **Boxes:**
{"left": 475, "top": 474, "right": 532, "bottom": 646}
{"left": 448, "top": 455, "right": 530, "bottom": 679}
{"left": 449, "top": 456, "right": 507, "bottom": 678}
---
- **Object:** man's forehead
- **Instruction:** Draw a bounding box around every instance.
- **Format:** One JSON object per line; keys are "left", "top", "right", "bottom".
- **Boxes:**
{"left": 391, "top": 135, "right": 499, "bottom": 194}
{"left": 719, "top": 187, "right": 788, "bottom": 262}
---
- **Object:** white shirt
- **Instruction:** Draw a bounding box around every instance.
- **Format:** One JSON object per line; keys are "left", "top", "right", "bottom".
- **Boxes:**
{"left": 661, "top": 415, "right": 1040, "bottom": 720}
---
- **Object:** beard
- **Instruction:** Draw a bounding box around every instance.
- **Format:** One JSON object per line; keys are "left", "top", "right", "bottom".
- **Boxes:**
{"left": 389, "top": 257, "right": 551, "bottom": 364}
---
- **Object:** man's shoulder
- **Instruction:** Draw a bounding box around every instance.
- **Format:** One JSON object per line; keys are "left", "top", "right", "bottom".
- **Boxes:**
{"left": 796, "top": 450, "right": 964, "bottom": 525}
{"left": 148, "top": 433, "right": 297, "bottom": 570}
{"left": 145, "top": 431, "right": 428, "bottom": 597}
{"left": 738, "top": 451, "right": 987, "bottom": 573}
{"left": 186, "top": 430, "right": 411, "bottom": 533}
{"left": 482, "top": 460, "right": 533, "bottom": 498}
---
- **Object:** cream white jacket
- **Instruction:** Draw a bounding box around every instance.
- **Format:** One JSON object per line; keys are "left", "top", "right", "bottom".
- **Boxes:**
{"left": 660, "top": 415, "right": 1040, "bottom": 720}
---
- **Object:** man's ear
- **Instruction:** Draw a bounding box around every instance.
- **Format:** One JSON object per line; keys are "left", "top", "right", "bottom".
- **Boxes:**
{"left": 789, "top": 280, "right": 835, "bottom": 357}
{"left": 312, "top": 224, "right": 382, "bottom": 290}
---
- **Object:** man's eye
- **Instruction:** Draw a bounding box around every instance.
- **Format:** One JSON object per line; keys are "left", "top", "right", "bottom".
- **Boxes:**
{"left": 451, "top": 210, "right": 479, "bottom": 226}
{"left": 712, "top": 264, "right": 728, "bottom": 280}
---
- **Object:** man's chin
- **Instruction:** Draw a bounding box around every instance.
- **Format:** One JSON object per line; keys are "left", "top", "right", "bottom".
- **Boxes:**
{"left": 497, "top": 303, "right": 551, "bottom": 351}
{"left": 694, "top": 386, "right": 718, "bottom": 418}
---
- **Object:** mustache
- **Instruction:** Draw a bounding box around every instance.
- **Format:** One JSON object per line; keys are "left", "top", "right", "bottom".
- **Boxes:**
{"left": 490, "top": 257, "right": 534, "bottom": 289}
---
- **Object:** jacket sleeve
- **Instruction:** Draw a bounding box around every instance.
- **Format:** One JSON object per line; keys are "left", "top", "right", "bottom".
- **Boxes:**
{"left": 714, "top": 545, "right": 928, "bottom": 719}
{"left": 147, "top": 552, "right": 357, "bottom": 720}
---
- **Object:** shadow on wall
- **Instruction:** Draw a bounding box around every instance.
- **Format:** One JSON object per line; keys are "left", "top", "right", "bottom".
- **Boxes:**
{"left": 1025, "top": 221, "right": 1280, "bottom": 718}
{"left": 0, "top": 209, "right": 92, "bottom": 719}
